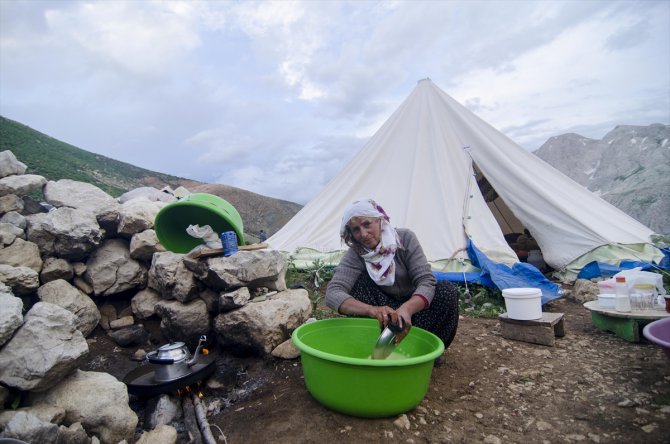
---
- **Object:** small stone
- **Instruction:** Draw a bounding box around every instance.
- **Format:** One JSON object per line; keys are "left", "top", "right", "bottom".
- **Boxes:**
{"left": 393, "top": 414, "right": 411, "bottom": 430}
{"left": 641, "top": 424, "right": 657, "bottom": 433}
{"left": 475, "top": 412, "right": 483, "bottom": 419}
{"left": 536, "top": 420, "right": 553, "bottom": 431}
{"left": 565, "top": 434, "right": 586, "bottom": 441}
{"left": 587, "top": 433, "right": 601, "bottom": 443}
{"left": 383, "top": 430, "right": 394, "bottom": 438}
{"left": 484, "top": 435, "right": 502, "bottom": 444}
{"left": 131, "top": 349, "right": 147, "bottom": 361}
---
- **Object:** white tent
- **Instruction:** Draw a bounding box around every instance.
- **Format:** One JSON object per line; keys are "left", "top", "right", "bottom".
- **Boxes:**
{"left": 268, "top": 79, "right": 662, "bottom": 281}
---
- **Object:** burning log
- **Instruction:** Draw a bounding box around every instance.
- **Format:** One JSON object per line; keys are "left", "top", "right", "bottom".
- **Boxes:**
{"left": 192, "top": 391, "right": 217, "bottom": 444}
{"left": 181, "top": 392, "right": 203, "bottom": 444}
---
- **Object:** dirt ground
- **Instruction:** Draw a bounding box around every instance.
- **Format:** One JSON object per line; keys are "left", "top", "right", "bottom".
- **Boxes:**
{"left": 83, "top": 297, "right": 670, "bottom": 444}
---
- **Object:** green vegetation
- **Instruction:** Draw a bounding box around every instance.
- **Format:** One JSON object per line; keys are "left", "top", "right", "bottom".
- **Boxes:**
{"left": 0, "top": 116, "right": 189, "bottom": 197}
{"left": 614, "top": 164, "right": 645, "bottom": 182}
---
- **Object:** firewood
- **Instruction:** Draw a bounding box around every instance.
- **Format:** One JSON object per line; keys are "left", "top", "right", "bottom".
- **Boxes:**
{"left": 182, "top": 394, "right": 203, "bottom": 444}
{"left": 192, "top": 392, "right": 217, "bottom": 444}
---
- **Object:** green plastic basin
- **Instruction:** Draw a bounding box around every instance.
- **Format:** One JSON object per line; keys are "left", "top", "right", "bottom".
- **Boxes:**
{"left": 291, "top": 318, "right": 444, "bottom": 418}
{"left": 154, "top": 193, "right": 245, "bottom": 253}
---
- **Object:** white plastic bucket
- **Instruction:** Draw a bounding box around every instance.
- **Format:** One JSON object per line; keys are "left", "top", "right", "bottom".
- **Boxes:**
{"left": 502, "top": 288, "right": 542, "bottom": 320}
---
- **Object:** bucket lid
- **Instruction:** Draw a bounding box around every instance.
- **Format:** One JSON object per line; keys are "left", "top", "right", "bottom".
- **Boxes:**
{"left": 502, "top": 287, "right": 541, "bottom": 297}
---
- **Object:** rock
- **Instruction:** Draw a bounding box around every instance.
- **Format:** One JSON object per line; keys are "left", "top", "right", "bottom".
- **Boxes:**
{"left": 0, "top": 150, "right": 27, "bottom": 177}
{"left": 213, "top": 289, "right": 311, "bottom": 355}
{"left": 0, "top": 173, "right": 47, "bottom": 197}
{"left": 0, "top": 302, "right": 89, "bottom": 392}
{"left": 571, "top": 279, "right": 599, "bottom": 303}
{"left": 135, "top": 424, "right": 178, "bottom": 444}
{"left": 199, "top": 288, "right": 219, "bottom": 313}
{"left": 0, "top": 237, "right": 43, "bottom": 273}
{"left": 131, "top": 288, "right": 162, "bottom": 320}
{"left": 271, "top": 339, "right": 301, "bottom": 359}
{"left": 393, "top": 414, "right": 411, "bottom": 430}
{"left": 219, "top": 287, "right": 251, "bottom": 312}
{"left": 43, "top": 178, "right": 120, "bottom": 223}
{"left": 118, "top": 187, "right": 177, "bottom": 204}
{"left": 109, "top": 325, "right": 150, "bottom": 347}
{"left": 37, "top": 279, "right": 101, "bottom": 337}
{"left": 484, "top": 435, "right": 502, "bottom": 444}
{"left": 145, "top": 394, "right": 180, "bottom": 429}
{"left": 185, "top": 250, "right": 288, "bottom": 291}
{"left": 26, "top": 207, "right": 104, "bottom": 260}
{"left": 0, "top": 194, "right": 24, "bottom": 214}
{"left": 148, "top": 252, "right": 201, "bottom": 303}
{"left": 109, "top": 316, "right": 134, "bottom": 330}
{"left": 84, "top": 238, "right": 147, "bottom": 296}
{"left": 130, "top": 229, "right": 165, "bottom": 262}
{"left": 117, "top": 198, "right": 165, "bottom": 238}
{"left": 155, "top": 298, "right": 210, "bottom": 345}
{"left": 0, "top": 264, "right": 39, "bottom": 295}
{"left": 27, "top": 369, "right": 138, "bottom": 444}
{"left": 0, "top": 291, "right": 23, "bottom": 346}
{"left": 57, "top": 422, "right": 90, "bottom": 444}
{"left": 0, "top": 222, "right": 25, "bottom": 246}
{"left": 0, "top": 410, "right": 59, "bottom": 444}
{"left": 0, "top": 211, "right": 28, "bottom": 230}
{"left": 39, "top": 257, "right": 74, "bottom": 283}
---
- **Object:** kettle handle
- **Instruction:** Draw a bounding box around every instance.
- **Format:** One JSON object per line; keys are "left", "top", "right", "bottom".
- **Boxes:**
{"left": 146, "top": 351, "right": 175, "bottom": 365}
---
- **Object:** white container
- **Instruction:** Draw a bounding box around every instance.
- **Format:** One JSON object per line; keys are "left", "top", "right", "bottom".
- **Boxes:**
{"left": 597, "top": 293, "right": 616, "bottom": 309}
{"left": 502, "top": 288, "right": 542, "bottom": 320}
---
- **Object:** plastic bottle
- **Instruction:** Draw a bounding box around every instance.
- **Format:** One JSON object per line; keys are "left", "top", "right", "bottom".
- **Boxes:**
{"left": 615, "top": 276, "right": 631, "bottom": 312}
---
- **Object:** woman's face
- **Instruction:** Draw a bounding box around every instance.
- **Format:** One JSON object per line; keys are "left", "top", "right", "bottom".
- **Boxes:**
{"left": 347, "top": 216, "right": 381, "bottom": 249}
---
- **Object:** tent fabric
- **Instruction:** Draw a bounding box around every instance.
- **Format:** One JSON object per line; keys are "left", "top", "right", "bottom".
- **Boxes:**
{"left": 268, "top": 78, "right": 662, "bottom": 280}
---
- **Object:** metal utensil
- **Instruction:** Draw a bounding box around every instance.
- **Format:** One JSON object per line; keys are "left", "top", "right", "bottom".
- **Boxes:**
{"left": 371, "top": 318, "right": 404, "bottom": 359}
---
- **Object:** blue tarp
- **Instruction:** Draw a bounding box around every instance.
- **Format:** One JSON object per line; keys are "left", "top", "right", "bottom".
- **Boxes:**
{"left": 576, "top": 247, "right": 670, "bottom": 280}
{"left": 434, "top": 240, "right": 561, "bottom": 304}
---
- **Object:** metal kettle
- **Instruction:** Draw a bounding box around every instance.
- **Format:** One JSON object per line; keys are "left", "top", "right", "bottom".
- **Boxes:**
{"left": 146, "top": 335, "right": 207, "bottom": 383}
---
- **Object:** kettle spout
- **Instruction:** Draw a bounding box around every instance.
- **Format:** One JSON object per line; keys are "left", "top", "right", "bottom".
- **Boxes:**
{"left": 187, "top": 335, "right": 207, "bottom": 367}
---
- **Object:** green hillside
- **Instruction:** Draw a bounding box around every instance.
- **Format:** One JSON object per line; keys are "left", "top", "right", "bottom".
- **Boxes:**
{"left": 0, "top": 116, "right": 193, "bottom": 197}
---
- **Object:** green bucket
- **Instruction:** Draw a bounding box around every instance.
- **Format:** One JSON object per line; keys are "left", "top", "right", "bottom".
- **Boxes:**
{"left": 292, "top": 318, "right": 444, "bottom": 418}
{"left": 154, "top": 193, "right": 245, "bottom": 254}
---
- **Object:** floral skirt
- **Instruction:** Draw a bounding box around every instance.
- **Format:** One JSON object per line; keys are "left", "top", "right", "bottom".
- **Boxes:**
{"left": 350, "top": 274, "right": 459, "bottom": 349}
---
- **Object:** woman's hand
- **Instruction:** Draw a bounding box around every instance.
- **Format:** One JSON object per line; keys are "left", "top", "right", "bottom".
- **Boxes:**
{"left": 369, "top": 305, "right": 402, "bottom": 331}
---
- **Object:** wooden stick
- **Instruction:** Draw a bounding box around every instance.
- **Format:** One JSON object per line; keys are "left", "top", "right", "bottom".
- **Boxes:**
{"left": 192, "top": 392, "right": 217, "bottom": 444}
{"left": 181, "top": 394, "right": 203, "bottom": 444}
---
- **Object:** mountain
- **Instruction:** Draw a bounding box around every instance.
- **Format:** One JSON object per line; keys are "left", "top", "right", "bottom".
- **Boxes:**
{"left": 0, "top": 116, "right": 302, "bottom": 240}
{"left": 534, "top": 123, "right": 670, "bottom": 236}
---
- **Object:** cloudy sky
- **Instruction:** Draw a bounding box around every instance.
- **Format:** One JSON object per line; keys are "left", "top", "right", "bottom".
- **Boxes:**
{"left": 1, "top": 0, "right": 668, "bottom": 204}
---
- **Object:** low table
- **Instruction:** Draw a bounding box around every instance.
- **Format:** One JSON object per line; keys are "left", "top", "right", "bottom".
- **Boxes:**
{"left": 583, "top": 300, "right": 670, "bottom": 342}
{"left": 498, "top": 312, "right": 566, "bottom": 346}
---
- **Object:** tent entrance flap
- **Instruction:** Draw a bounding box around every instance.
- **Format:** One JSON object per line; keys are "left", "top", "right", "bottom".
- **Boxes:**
{"left": 473, "top": 164, "right": 524, "bottom": 235}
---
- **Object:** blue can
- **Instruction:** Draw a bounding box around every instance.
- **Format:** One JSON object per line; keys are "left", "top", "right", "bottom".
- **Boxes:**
{"left": 221, "top": 231, "right": 238, "bottom": 257}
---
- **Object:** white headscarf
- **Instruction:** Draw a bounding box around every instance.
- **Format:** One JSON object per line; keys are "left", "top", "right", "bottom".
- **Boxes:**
{"left": 340, "top": 199, "right": 401, "bottom": 286}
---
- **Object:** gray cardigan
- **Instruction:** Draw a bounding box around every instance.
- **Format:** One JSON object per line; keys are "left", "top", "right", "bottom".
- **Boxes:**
{"left": 325, "top": 228, "right": 436, "bottom": 311}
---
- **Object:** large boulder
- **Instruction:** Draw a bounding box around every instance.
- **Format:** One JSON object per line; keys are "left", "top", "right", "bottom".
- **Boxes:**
{"left": 0, "top": 302, "right": 88, "bottom": 392}
{"left": 37, "top": 279, "right": 100, "bottom": 337}
{"left": 0, "top": 174, "right": 47, "bottom": 197}
{"left": 0, "top": 150, "right": 27, "bottom": 178}
{"left": 130, "top": 229, "right": 166, "bottom": 262}
{"left": 184, "top": 250, "right": 288, "bottom": 291}
{"left": 26, "top": 207, "right": 104, "bottom": 260}
{"left": 43, "top": 179, "right": 120, "bottom": 230}
{"left": 213, "top": 289, "right": 311, "bottom": 355}
{"left": 131, "top": 287, "right": 163, "bottom": 320}
{"left": 0, "top": 237, "right": 43, "bottom": 273}
{"left": 155, "top": 298, "right": 210, "bottom": 345}
{"left": 118, "top": 187, "right": 177, "bottom": 204}
{"left": 0, "top": 194, "right": 24, "bottom": 215}
{"left": 84, "top": 238, "right": 147, "bottom": 296}
{"left": 0, "top": 264, "right": 39, "bottom": 295}
{"left": 0, "top": 221, "right": 26, "bottom": 246}
{"left": 117, "top": 198, "right": 165, "bottom": 238}
{"left": 148, "top": 252, "right": 201, "bottom": 302}
{"left": 0, "top": 289, "right": 23, "bottom": 347}
{"left": 39, "top": 257, "right": 74, "bottom": 283}
{"left": 27, "top": 369, "right": 138, "bottom": 444}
